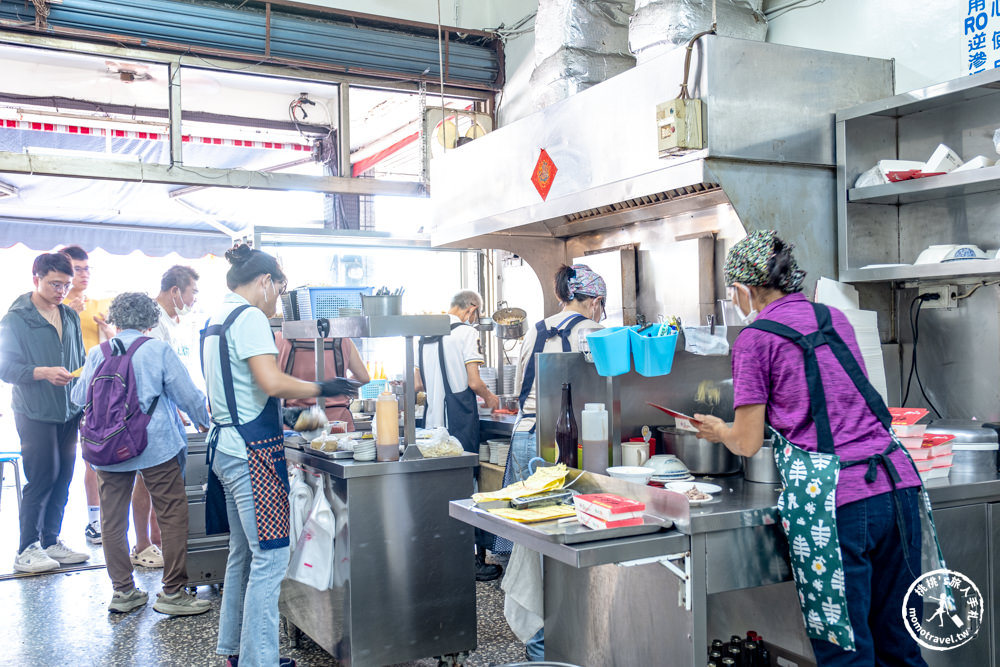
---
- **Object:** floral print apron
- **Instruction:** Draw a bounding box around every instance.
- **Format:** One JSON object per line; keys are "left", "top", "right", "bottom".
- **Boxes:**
{"left": 748, "top": 303, "right": 949, "bottom": 651}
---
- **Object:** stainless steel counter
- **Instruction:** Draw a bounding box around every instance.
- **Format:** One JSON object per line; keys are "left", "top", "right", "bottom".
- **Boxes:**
{"left": 285, "top": 447, "right": 478, "bottom": 478}
{"left": 451, "top": 468, "right": 1000, "bottom": 667}
{"left": 673, "top": 469, "right": 1000, "bottom": 534}
{"left": 280, "top": 447, "right": 478, "bottom": 667}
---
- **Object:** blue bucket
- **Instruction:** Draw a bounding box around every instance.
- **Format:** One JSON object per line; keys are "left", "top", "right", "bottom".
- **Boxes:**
{"left": 628, "top": 328, "right": 678, "bottom": 377}
{"left": 586, "top": 327, "right": 632, "bottom": 377}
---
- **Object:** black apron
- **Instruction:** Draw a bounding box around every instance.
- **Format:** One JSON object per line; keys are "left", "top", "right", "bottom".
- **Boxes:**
{"left": 200, "top": 304, "right": 290, "bottom": 550}
{"left": 517, "top": 313, "right": 588, "bottom": 431}
{"left": 419, "top": 322, "right": 479, "bottom": 452}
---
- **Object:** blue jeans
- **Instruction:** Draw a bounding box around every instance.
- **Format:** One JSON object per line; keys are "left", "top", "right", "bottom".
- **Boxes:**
{"left": 212, "top": 451, "right": 290, "bottom": 666}
{"left": 810, "top": 486, "right": 927, "bottom": 667}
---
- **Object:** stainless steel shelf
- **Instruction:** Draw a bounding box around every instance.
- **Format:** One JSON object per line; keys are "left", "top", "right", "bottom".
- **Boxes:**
{"left": 281, "top": 314, "right": 451, "bottom": 339}
{"left": 841, "top": 260, "right": 1000, "bottom": 283}
{"left": 836, "top": 67, "right": 1000, "bottom": 121}
{"left": 848, "top": 166, "right": 1000, "bottom": 205}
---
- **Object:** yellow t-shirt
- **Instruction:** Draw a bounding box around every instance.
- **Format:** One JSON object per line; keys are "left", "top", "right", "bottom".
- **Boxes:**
{"left": 65, "top": 296, "right": 113, "bottom": 352}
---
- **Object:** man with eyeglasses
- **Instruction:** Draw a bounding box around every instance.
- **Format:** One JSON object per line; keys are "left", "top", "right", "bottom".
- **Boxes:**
{"left": 0, "top": 252, "right": 90, "bottom": 572}
{"left": 60, "top": 245, "right": 114, "bottom": 546}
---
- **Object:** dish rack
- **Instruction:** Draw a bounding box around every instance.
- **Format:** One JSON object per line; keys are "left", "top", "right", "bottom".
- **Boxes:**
{"left": 294, "top": 286, "right": 372, "bottom": 320}
{"left": 358, "top": 379, "right": 388, "bottom": 399}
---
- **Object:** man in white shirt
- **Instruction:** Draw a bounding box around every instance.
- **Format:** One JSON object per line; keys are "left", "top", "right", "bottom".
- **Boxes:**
{"left": 148, "top": 265, "right": 199, "bottom": 362}
{"left": 129, "top": 265, "right": 200, "bottom": 569}
{"left": 417, "top": 290, "right": 499, "bottom": 437}
{"left": 416, "top": 290, "right": 501, "bottom": 581}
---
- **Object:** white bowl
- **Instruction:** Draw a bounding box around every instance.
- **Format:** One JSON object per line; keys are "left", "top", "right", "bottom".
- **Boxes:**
{"left": 942, "top": 244, "right": 988, "bottom": 262}
{"left": 606, "top": 466, "right": 654, "bottom": 485}
{"left": 643, "top": 454, "right": 689, "bottom": 476}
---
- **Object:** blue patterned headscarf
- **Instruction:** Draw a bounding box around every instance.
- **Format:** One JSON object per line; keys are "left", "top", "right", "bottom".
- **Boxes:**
{"left": 567, "top": 264, "right": 606, "bottom": 299}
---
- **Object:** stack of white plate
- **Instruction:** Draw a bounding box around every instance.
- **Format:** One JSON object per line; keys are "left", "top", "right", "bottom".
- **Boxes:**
{"left": 487, "top": 439, "right": 509, "bottom": 466}
{"left": 480, "top": 367, "right": 498, "bottom": 395}
{"left": 479, "top": 443, "right": 490, "bottom": 462}
{"left": 502, "top": 364, "right": 516, "bottom": 392}
{"left": 354, "top": 440, "right": 376, "bottom": 461}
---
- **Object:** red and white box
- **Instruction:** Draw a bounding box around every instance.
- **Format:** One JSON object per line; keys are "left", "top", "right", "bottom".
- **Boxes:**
{"left": 889, "top": 408, "right": 929, "bottom": 438}
{"left": 573, "top": 493, "right": 646, "bottom": 521}
{"left": 575, "top": 508, "right": 644, "bottom": 530}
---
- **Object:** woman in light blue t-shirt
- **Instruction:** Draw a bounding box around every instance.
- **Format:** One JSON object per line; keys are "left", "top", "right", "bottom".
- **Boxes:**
{"left": 201, "top": 244, "right": 359, "bottom": 667}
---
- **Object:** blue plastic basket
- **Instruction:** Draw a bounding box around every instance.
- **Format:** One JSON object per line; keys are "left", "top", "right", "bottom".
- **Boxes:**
{"left": 297, "top": 286, "right": 372, "bottom": 319}
{"left": 359, "top": 379, "right": 388, "bottom": 399}
{"left": 628, "top": 327, "right": 678, "bottom": 377}
{"left": 586, "top": 327, "right": 632, "bottom": 377}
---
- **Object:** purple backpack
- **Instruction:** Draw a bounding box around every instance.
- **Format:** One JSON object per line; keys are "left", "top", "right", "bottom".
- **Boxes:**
{"left": 80, "top": 337, "right": 160, "bottom": 466}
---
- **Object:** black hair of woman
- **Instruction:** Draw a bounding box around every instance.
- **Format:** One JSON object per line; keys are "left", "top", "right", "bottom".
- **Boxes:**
{"left": 765, "top": 237, "right": 796, "bottom": 292}
{"left": 554, "top": 265, "right": 580, "bottom": 303}
{"left": 224, "top": 244, "right": 286, "bottom": 290}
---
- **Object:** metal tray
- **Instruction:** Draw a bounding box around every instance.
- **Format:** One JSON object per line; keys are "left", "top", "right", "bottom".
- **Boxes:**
{"left": 530, "top": 514, "right": 671, "bottom": 544}
{"left": 473, "top": 502, "right": 671, "bottom": 544}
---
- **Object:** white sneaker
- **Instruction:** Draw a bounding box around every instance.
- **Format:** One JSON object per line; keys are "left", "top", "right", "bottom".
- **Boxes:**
{"left": 44, "top": 539, "right": 90, "bottom": 565}
{"left": 14, "top": 542, "right": 60, "bottom": 573}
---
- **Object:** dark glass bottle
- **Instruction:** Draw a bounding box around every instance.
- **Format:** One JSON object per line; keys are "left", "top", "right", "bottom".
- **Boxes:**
{"left": 555, "top": 383, "right": 578, "bottom": 468}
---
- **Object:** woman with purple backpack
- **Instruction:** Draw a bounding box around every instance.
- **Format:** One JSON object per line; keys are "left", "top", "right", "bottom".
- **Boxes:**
{"left": 71, "top": 291, "right": 212, "bottom": 616}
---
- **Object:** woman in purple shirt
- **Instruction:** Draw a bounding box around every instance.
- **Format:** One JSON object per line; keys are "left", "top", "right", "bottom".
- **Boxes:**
{"left": 695, "top": 231, "right": 927, "bottom": 666}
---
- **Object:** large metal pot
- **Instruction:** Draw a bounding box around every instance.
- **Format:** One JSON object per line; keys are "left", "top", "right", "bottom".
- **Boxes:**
{"left": 657, "top": 426, "right": 741, "bottom": 475}
{"left": 743, "top": 439, "right": 779, "bottom": 483}
{"left": 492, "top": 301, "right": 527, "bottom": 340}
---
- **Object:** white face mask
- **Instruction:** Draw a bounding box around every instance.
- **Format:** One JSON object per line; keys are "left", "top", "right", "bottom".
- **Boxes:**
{"left": 173, "top": 293, "right": 191, "bottom": 317}
{"left": 732, "top": 284, "right": 758, "bottom": 325}
{"left": 263, "top": 277, "right": 278, "bottom": 316}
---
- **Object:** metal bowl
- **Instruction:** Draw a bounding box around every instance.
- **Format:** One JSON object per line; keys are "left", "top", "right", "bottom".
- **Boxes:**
{"left": 492, "top": 306, "right": 527, "bottom": 339}
{"left": 657, "top": 426, "right": 741, "bottom": 475}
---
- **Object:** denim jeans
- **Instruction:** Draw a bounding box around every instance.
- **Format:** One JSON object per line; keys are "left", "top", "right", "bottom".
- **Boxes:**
{"left": 810, "top": 486, "right": 927, "bottom": 667}
{"left": 212, "top": 451, "right": 290, "bottom": 666}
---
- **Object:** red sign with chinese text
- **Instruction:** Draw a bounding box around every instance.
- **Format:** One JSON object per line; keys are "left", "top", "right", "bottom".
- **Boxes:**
{"left": 531, "top": 148, "right": 558, "bottom": 200}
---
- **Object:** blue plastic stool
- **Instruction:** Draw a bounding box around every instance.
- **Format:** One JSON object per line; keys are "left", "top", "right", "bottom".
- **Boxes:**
{"left": 0, "top": 452, "right": 23, "bottom": 514}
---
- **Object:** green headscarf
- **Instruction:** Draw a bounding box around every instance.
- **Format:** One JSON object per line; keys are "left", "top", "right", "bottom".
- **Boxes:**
{"left": 724, "top": 230, "right": 806, "bottom": 293}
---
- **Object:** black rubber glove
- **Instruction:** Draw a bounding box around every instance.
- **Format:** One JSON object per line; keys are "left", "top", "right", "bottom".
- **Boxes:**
{"left": 318, "top": 377, "right": 363, "bottom": 398}
{"left": 282, "top": 407, "right": 304, "bottom": 429}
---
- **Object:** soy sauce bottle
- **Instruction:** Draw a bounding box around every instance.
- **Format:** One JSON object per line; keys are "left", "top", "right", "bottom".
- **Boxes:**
{"left": 555, "top": 383, "right": 578, "bottom": 468}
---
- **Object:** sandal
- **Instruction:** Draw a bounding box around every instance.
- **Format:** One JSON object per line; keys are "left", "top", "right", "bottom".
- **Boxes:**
{"left": 130, "top": 545, "right": 164, "bottom": 568}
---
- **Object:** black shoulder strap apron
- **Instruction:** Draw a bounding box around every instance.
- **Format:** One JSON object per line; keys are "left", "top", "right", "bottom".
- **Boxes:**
{"left": 200, "top": 304, "right": 290, "bottom": 549}
{"left": 518, "top": 313, "right": 588, "bottom": 415}
{"left": 419, "top": 322, "right": 480, "bottom": 452}
{"left": 746, "top": 302, "right": 911, "bottom": 543}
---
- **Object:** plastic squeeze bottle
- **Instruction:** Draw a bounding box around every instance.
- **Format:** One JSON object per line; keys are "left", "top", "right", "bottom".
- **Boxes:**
{"left": 375, "top": 391, "right": 400, "bottom": 461}
{"left": 580, "top": 403, "right": 609, "bottom": 474}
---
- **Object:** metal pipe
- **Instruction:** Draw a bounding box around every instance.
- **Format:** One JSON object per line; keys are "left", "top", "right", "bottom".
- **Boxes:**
{"left": 167, "top": 60, "right": 183, "bottom": 166}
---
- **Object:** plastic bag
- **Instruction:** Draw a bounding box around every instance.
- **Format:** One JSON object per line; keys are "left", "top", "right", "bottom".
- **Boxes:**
{"left": 682, "top": 325, "right": 730, "bottom": 356}
{"left": 286, "top": 482, "right": 335, "bottom": 591}
{"left": 287, "top": 468, "right": 315, "bottom": 550}
{"left": 417, "top": 426, "right": 465, "bottom": 457}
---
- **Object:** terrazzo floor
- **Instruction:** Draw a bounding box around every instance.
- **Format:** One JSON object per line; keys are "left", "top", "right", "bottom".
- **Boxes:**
{"left": 0, "top": 564, "right": 525, "bottom": 666}
{"left": 1, "top": 434, "right": 527, "bottom": 664}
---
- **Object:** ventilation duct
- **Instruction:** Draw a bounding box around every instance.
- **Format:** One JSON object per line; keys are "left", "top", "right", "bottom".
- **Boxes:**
{"left": 629, "top": 0, "right": 768, "bottom": 64}
{"left": 0, "top": 0, "right": 501, "bottom": 88}
{"left": 523, "top": 0, "right": 636, "bottom": 118}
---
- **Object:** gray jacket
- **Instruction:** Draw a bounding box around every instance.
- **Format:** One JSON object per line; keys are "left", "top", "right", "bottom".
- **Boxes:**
{"left": 0, "top": 292, "right": 85, "bottom": 423}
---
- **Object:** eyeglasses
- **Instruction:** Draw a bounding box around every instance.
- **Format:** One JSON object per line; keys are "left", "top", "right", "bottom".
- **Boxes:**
{"left": 40, "top": 279, "right": 72, "bottom": 292}
{"left": 73, "top": 266, "right": 91, "bottom": 275}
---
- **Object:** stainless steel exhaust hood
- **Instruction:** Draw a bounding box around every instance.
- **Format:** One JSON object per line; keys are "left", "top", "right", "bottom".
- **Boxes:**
{"left": 430, "top": 36, "right": 893, "bottom": 288}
